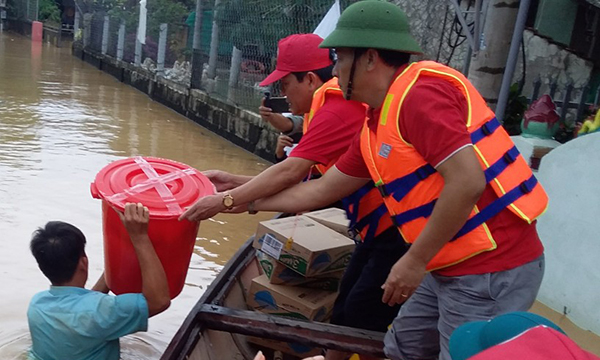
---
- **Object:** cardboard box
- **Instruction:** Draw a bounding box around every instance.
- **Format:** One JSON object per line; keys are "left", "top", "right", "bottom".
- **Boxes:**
{"left": 247, "top": 274, "right": 338, "bottom": 322}
{"left": 248, "top": 336, "right": 322, "bottom": 358}
{"left": 256, "top": 250, "right": 344, "bottom": 292}
{"left": 253, "top": 216, "right": 355, "bottom": 277}
{"left": 304, "top": 208, "right": 351, "bottom": 237}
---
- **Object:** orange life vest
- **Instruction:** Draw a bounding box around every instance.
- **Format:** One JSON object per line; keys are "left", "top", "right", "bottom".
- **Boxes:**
{"left": 303, "top": 78, "right": 394, "bottom": 242}
{"left": 360, "top": 61, "right": 548, "bottom": 270}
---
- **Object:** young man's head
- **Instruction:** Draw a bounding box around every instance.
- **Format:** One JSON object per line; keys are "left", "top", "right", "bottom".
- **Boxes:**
{"left": 260, "top": 34, "right": 335, "bottom": 115}
{"left": 30, "top": 221, "right": 88, "bottom": 286}
{"left": 320, "top": 0, "right": 423, "bottom": 106}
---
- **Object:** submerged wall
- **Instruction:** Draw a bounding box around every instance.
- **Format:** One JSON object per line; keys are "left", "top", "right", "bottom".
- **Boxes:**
{"left": 72, "top": 43, "right": 279, "bottom": 163}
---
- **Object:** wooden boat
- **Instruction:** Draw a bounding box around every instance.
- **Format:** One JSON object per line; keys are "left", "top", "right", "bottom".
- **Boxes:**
{"left": 160, "top": 236, "right": 385, "bottom": 360}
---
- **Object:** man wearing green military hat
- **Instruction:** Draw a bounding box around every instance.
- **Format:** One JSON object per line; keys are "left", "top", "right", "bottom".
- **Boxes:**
{"left": 250, "top": 1, "right": 547, "bottom": 360}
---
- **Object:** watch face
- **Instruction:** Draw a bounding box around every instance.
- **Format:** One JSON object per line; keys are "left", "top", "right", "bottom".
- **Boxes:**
{"left": 223, "top": 195, "right": 234, "bottom": 207}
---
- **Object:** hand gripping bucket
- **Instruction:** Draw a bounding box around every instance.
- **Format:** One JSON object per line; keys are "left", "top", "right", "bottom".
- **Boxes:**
{"left": 91, "top": 157, "right": 214, "bottom": 299}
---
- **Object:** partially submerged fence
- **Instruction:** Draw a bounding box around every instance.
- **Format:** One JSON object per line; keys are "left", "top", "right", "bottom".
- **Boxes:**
{"left": 76, "top": 0, "right": 356, "bottom": 113}
{"left": 527, "top": 77, "right": 600, "bottom": 123}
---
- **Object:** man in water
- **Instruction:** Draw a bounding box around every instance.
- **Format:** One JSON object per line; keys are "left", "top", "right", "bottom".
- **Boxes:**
{"left": 27, "top": 203, "right": 170, "bottom": 360}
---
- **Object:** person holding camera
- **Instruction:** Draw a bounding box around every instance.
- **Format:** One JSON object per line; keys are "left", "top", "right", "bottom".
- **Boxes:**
{"left": 259, "top": 96, "right": 304, "bottom": 138}
{"left": 180, "top": 33, "right": 368, "bottom": 217}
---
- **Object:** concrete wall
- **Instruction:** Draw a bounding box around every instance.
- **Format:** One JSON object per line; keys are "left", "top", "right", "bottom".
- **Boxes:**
{"left": 390, "top": 0, "right": 469, "bottom": 70}
{"left": 514, "top": 29, "right": 594, "bottom": 108}
{"left": 535, "top": 132, "right": 600, "bottom": 336}
{"left": 391, "top": 1, "right": 593, "bottom": 105}
{"left": 5, "top": 19, "right": 32, "bottom": 37}
{"left": 73, "top": 43, "right": 279, "bottom": 162}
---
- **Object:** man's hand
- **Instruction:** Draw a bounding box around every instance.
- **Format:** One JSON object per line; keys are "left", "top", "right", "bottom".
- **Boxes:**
{"left": 276, "top": 134, "right": 294, "bottom": 159}
{"left": 179, "top": 193, "right": 225, "bottom": 222}
{"left": 118, "top": 203, "right": 150, "bottom": 242}
{"left": 203, "top": 170, "right": 238, "bottom": 192}
{"left": 203, "top": 170, "right": 234, "bottom": 192}
{"left": 381, "top": 252, "right": 427, "bottom": 306}
{"left": 203, "top": 170, "right": 254, "bottom": 192}
{"left": 259, "top": 98, "right": 293, "bottom": 133}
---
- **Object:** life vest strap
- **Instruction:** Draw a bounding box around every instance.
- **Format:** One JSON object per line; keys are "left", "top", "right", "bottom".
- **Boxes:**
{"left": 484, "top": 146, "right": 519, "bottom": 183}
{"left": 471, "top": 117, "right": 501, "bottom": 144}
{"left": 350, "top": 203, "right": 388, "bottom": 243}
{"left": 451, "top": 175, "right": 538, "bottom": 240}
{"left": 391, "top": 200, "right": 437, "bottom": 227}
{"left": 341, "top": 181, "right": 376, "bottom": 227}
{"left": 377, "top": 164, "right": 436, "bottom": 201}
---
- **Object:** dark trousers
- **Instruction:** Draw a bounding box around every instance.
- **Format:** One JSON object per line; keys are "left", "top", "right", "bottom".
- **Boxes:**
{"left": 330, "top": 227, "right": 409, "bottom": 332}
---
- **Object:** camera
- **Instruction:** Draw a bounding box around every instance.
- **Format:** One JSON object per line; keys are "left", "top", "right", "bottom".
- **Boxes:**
{"left": 264, "top": 92, "right": 290, "bottom": 113}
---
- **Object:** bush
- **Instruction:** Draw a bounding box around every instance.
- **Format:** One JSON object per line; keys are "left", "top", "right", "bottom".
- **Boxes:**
{"left": 38, "top": 0, "right": 61, "bottom": 25}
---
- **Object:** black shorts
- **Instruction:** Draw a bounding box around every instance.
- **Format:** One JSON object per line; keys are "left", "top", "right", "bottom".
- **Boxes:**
{"left": 330, "top": 227, "right": 408, "bottom": 332}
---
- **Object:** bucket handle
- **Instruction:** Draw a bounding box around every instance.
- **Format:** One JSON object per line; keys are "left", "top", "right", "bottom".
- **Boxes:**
{"left": 90, "top": 182, "right": 100, "bottom": 199}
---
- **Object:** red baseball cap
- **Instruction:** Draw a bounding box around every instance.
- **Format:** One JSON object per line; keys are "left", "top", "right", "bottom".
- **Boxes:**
{"left": 259, "top": 34, "right": 333, "bottom": 87}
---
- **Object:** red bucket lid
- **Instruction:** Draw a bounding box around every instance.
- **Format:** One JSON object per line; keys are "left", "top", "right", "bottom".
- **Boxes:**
{"left": 91, "top": 156, "right": 215, "bottom": 219}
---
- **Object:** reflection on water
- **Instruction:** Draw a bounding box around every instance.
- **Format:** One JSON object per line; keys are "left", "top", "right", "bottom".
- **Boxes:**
{"left": 0, "top": 32, "right": 273, "bottom": 359}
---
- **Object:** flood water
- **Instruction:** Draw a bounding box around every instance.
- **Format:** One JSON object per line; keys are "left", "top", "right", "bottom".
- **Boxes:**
{"left": 0, "top": 32, "right": 273, "bottom": 359}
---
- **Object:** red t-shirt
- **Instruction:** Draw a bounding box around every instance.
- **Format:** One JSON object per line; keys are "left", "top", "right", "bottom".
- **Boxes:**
{"left": 289, "top": 92, "right": 366, "bottom": 167}
{"left": 336, "top": 73, "right": 543, "bottom": 276}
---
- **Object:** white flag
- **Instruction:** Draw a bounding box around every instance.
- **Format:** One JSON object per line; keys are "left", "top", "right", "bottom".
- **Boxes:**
{"left": 313, "top": 0, "right": 341, "bottom": 39}
{"left": 137, "top": 0, "right": 147, "bottom": 45}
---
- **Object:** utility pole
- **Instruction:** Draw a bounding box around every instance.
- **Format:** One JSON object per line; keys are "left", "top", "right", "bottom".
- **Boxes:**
{"left": 468, "top": 0, "right": 520, "bottom": 106}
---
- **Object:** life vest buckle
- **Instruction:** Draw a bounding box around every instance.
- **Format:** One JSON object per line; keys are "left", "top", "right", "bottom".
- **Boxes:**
{"left": 481, "top": 122, "right": 492, "bottom": 136}
{"left": 503, "top": 150, "right": 517, "bottom": 164}
{"left": 519, "top": 180, "right": 533, "bottom": 194}
{"left": 377, "top": 184, "right": 390, "bottom": 197}
{"left": 416, "top": 166, "right": 431, "bottom": 180}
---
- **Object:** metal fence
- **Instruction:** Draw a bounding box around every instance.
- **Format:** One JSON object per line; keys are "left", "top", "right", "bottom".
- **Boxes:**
{"left": 6, "top": 0, "right": 38, "bottom": 21}
{"left": 527, "top": 77, "right": 600, "bottom": 124}
{"left": 76, "top": 0, "right": 358, "bottom": 112}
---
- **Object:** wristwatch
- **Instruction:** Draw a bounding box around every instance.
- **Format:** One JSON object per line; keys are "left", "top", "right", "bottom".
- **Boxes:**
{"left": 222, "top": 192, "right": 234, "bottom": 210}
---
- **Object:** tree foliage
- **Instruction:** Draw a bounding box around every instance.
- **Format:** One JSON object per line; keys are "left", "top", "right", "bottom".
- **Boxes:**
{"left": 39, "top": 0, "right": 62, "bottom": 24}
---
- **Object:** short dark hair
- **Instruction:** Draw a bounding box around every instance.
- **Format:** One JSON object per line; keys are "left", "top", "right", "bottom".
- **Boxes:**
{"left": 30, "top": 221, "right": 87, "bottom": 285}
{"left": 292, "top": 64, "right": 335, "bottom": 84}
{"left": 292, "top": 48, "right": 336, "bottom": 83}
{"left": 355, "top": 48, "right": 411, "bottom": 68}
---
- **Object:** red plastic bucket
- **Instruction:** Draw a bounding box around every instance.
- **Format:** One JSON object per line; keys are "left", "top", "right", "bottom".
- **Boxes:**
{"left": 91, "top": 156, "right": 214, "bottom": 299}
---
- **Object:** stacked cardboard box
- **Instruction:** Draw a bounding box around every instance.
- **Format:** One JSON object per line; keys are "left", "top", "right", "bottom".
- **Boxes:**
{"left": 247, "top": 210, "right": 355, "bottom": 357}
{"left": 252, "top": 215, "right": 355, "bottom": 277}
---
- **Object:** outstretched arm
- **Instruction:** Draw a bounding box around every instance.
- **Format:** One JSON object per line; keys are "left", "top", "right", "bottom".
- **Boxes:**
{"left": 203, "top": 170, "right": 254, "bottom": 192}
{"left": 180, "top": 157, "right": 315, "bottom": 221}
{"left": 119, "top": 203, "right": 171, "bottom": 317}
{"left": 254, "top": 166, "right": 370, "bottom": 213}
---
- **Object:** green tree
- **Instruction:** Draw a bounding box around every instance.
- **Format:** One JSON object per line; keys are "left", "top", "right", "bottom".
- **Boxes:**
{"left": 39, "top": 0, "right": 61, "bottom": 25}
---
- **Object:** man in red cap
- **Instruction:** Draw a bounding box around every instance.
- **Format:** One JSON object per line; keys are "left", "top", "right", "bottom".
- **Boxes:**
{"left": 181, "top": 34, "right": 407, "bottom": 360}
{"left": 181, "top": 33, "right": 367, "bottom": 221}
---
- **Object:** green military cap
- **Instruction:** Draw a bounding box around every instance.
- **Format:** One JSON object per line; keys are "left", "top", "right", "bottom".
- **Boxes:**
{"left": 320, "top": 0, "right": 423, "bottom": 55}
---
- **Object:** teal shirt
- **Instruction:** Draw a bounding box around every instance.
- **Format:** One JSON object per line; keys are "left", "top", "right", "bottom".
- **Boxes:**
{"left": 27, "top": 286, "right": 148, "bottom": 360}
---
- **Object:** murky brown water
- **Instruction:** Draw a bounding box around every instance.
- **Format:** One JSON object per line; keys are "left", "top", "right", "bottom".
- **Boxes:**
{"left": 0, "top": 32, "right": 273, "bottom": 359}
